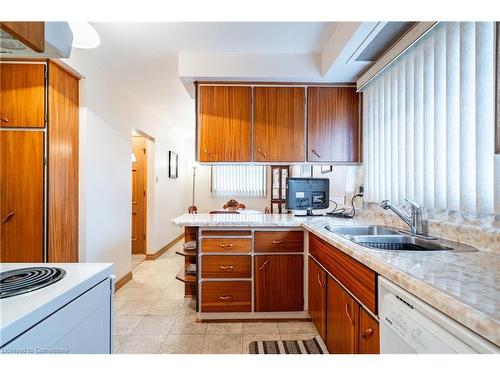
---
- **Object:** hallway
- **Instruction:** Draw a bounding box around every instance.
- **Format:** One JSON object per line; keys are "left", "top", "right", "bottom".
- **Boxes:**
{"left": 113, "top": 240, "right": 318, "bottom": 354}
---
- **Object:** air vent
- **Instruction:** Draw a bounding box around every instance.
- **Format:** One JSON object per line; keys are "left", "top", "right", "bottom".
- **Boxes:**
{"left": 356, "top": 22, "right": 415, "bottom": 62}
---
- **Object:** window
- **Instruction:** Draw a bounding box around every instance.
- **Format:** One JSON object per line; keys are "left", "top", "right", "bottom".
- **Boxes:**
{"left": 211, "top": 166, "right": 267, "bottom": 197}
{"left": 362, "top": 22, "right": 497, "bottom": 215}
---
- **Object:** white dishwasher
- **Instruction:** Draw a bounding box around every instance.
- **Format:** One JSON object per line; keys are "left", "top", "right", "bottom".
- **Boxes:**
{"left": 378, "top": 277, "right": 499, "bottom": 354}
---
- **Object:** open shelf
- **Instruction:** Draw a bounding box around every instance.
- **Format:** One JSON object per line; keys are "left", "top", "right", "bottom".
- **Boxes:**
{"left": 176, "top": 268, "right": 196, "bottom": 284}
{"left": 175, "top": 249, "right": 197, "bottom": 257}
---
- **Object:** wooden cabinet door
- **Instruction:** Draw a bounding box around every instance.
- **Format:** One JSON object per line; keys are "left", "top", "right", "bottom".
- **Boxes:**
{"left": 253, "top": 87, "right": 305, "bottom": 162}
{"left": 0, "top": 63, "right": 45, "bottom": 128}
{"left": 1, "top": 131, "right": 44, "bottom": 262}
{"left": 308, "top": 257, "right": 327, "bottom": 341}
{"left": 198, "top": 85, "right": 252, "bottom": 162}
{"left": 327, "top": 276, "right": 359, "bottom": 354}
{"left": 358, "top": 308, "right": 380, "bottom": 354}
{"left": 307, "top": 87, "right": 359, "bottom": 162}
{"left": 254, "top": 254, "right": 303, "bottom": 312}
{"left": 0, "top": 22, "right": 45, "bottom": 52}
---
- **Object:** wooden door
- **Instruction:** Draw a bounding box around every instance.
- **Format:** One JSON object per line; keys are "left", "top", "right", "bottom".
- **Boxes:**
{"left": 48, "top": 61, "right": 79, "bottom": 262}
{"left": 358, "top": 308, "right": 380, "bottom": 354}
{"left": 308, "top": 257, "right": 327, "bottom": 341}
{"left": 254, "top": 254, "right": 303, "bottom": 312}
{"left": 327, "top": 276, "right": 359, "bottom": 354}
{"left": 131, "top": 136, "right": 147, "bottom": 254}
{"left": 1, "top": 131, "right": 44, "bottom": 262}
{"left": 253, "top": 87, "right": 305, "bottom": 162}
{"left": 0, "top": 63, "right": 45, "bottom": 128}
{"left": 198, "top": 85, "right": 252, "bottom": 162}
{"left": 307, "top": 87, "right": 359, "bottom": 162}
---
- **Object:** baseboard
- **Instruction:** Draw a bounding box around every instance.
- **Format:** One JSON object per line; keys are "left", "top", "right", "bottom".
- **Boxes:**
{"left": 114, "top": 271, "right": 133, "bottom": 292}
{"left": 145, "top": 233, "right": 184, "bottom": 260}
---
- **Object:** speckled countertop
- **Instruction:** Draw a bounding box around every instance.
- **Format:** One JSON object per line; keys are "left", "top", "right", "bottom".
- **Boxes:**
{"left": 172, "top": 213, "right": 500, "bottom": 346}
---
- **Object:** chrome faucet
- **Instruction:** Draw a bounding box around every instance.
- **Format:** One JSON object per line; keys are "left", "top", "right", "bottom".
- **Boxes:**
{"left": 380, "top": 198, "right": 429, "bottom": 237}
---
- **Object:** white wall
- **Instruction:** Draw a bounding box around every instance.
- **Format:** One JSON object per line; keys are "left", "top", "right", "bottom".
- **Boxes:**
{"left": 65, "top": 49, "right": 193, "bottom": 279}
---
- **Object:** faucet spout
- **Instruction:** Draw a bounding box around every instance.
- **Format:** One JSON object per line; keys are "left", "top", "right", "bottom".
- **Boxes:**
{"left": 380, "top": 200, "right": 413, "bottom": 228}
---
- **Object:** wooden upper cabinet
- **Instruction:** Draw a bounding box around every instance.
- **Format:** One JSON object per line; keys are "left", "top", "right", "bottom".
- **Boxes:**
{"left": 0, "top": 22, "right": 45, "bottom": 52}
{"left": 254, "top": 254, "right": 303, "bottom": 312}
{"left": 198, "top": 85, "right": 252, "bottom": 162}
{"left": 327, "top": 276, "right": 359, "bottom": 354}
{"left": 0, "top": 63, "right": 46, "bottom": 128}
{"left": 307, "top": 87, "right": 360, "bottom": 162}
{"left": 358, "top": 307, "right": 380, "bottom": 354}
{"left": 1, "top": 131, "right": 44, "bottom": 262}
{"left": 308, "top": 257, "right": 327, "bottom": 342}
{"left": 253, "top": 87, "right": 305, "bottom": 162}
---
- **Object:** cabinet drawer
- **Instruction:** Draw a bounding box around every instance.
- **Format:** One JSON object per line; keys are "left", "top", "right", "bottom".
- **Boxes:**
{"left": 254, "top": 231, "right": 304, "bottom": 253}
{"left": 201, "top": 281, "right": 251, "bottom": 312}
{"left": 201, "top": 255, "right": 251, "bottom": 278}
{"left": 201, "top": 238, "right": 251, "bottom": 253}
{"left": 309, "top": 233, "right": 377, "bottom": 314}
{"left": 201, "top": 230, "right": 251, "bottom": 237}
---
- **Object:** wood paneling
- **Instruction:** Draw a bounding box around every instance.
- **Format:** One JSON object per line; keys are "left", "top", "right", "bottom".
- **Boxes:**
{"left": 327, "top": 276, "right": 359, "bottom": 354}
{"left": 0, "top": 63, "right": 45, "bottom": 128}
{"left": 309, "top": 233, "right": 377, "bottom": 314}
{"left": 254, "top": 230, "right": 304, "bottom": 253}
{"left": 201, "top": 281, "right": 251, "bottom": 312}
{"left": 253, "top": 87, "right": 305, "bottom": 162}
{"left": 131, "top": 136, "right": 147, "bottom": 254}
{"left": 185, "top": 226, "right": 198, "bottom": 242}
{"left": 307, "top": 87, "right": 360, "bottom": 162}
{"left": 0, "top": 131, "right": 44, "bottom": 262}
{"left": 358, "top": 308, "right": 380, "bottom": 354}
{"left": 201, "top": 238, "right": 251, "bottom": 253}
{"left": 201, "top": 230, "right": 251, "bottom": 237}
{"left": 0, "top": 22, "right": 45, "bottom": 52}
{"left": 254, "top": 254, "right": 303, "bottom": 312}
{"left": 47, "top": 61, "right": 79, "bottom": 262}
{"left": 201, "top": 255, "right": 251, "bottom": 278}
{"left": 308, "top": 257, "right": 327, "bottom": 341}
{"left": 198, "top": 85, "right": 252, "bottom": 162}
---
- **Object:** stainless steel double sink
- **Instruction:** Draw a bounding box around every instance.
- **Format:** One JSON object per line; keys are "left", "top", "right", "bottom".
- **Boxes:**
{"left": 324, "top": 225, "right": 477, "bottom": 252}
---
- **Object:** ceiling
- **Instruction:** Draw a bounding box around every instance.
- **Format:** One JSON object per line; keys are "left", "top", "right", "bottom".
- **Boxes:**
{"left": 70, "top": 22, "right": 402, "bottom": 138}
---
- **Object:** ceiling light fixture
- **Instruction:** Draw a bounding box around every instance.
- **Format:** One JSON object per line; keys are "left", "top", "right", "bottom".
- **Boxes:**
{"left": 69, "top": 22, "right": 100, "bottom": 49}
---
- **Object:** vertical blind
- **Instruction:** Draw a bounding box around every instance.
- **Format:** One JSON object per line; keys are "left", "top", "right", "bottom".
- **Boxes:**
{"left": 211, "top": 165, "right": 267, "bottom": 197}
{"left": 362, "top": 22, "right": 496, "bottom": 215}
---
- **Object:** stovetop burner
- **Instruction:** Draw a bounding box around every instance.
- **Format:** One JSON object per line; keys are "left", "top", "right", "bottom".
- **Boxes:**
{"left": 0, "top": 267, "right": 66, "bottom": 299}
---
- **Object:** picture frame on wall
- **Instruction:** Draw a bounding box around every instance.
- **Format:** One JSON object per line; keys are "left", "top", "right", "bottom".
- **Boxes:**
{"left": 169, "top": 151, "right": 178, "bottom": 179}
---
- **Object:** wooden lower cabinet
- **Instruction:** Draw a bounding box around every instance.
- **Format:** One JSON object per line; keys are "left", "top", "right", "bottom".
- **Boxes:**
{"left": 308, "top": 257, "right": 327, "bottom": 341}
{"left": 201, "top": 281, "right": 251, "bottom": 312}
{"left": 359, "top": 307, "right": 380, "bottom": 354}
{"left": 327, "top": 276, "right": 359, "bottom": 354}
{"left": 254, "top": 254, "right": 304, "bottom": 312}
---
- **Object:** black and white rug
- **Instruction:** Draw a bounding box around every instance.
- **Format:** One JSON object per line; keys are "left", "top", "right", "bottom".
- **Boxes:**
{"left": 249, "top": 336, "right": 328, "bottom": 354}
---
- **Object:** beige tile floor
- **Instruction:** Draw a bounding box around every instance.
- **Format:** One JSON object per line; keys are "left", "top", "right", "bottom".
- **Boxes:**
{"left": 113, "top": 240, "right": 318, "bottom": 354}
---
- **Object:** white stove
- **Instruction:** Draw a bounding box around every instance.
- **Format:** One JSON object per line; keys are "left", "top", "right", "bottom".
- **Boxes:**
{"left": 0, "top": 263, "right": 115, "bottom": 354}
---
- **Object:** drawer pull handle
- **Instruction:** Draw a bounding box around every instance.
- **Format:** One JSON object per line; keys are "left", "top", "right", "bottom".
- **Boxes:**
{"left": 257, "top": 148, "right": 268, "bottom": 158}
{"left": 258, "top": 260, "right": 269, "bottom": 271}
{"left": 362, "top": 328, "right": 374, "bottom": 338}
{"left": 345, "top": 303, "right": 354, "bottom": 325}
{"left": 219, "top": 265, "right": 235, "bottom": 271}
{"left": 272, "top": 240, "right": 284, "bottom": 244}
{"left": 2, "top": 211, "right": 14, "bottom": 224}
{"left": 311, "top": 149, "right": 321, "bottom": 158}
{"left": 0, "top": 113, "right": 9, "bottom": 123}
{"left": 203, "top": 148, "right": 214, "bottom": 158}
{"left": 317, "top": 273, "right": 323, "bottom": 289}
{"left": 219, "top": 295, "right": 233, "bottom": 301}
{"left": 219, "top": 243, "right": 234, "bottom": 248}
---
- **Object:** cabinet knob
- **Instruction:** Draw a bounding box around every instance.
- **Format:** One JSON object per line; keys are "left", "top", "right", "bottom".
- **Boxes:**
{"left": 272, "top": 240, "right": 284, "bottom": 244}
{"left": 219, "top": 243, "right": 234, "bottom": 248}
{"left": 0, "top": 113, "right": 9, "bottom": 123}
{"left": 257, "top": 148, "right": 268, "bottom": 158}
{"left": 203, "top": 148, "right": 214, "bottom": 158}
{"left": 258, "top": 259, "right": 269, "bottom": 271}
{"left": 362, "top": 328, "right": 374, "bottom": 338}
{"left": 2, "top": 211, "right": 15, "bottom": 224}
{"left": 219, "top": 295, "right": 233, "bottom": 301}
{"left": 345, "top": 303, "right": 354, "bottom": 325}
{"left": 317, "top": 273, "right": 323, "bottom": 289}
{"left": 311, "top": 149, "right": 321, "bottom": 158}
{"left": 219, "top": 265, "right": 235, "bottom": 271}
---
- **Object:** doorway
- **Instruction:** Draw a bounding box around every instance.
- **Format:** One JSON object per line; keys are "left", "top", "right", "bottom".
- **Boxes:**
{"left": 131, "top": 135, "right": 147, "bottom": 261}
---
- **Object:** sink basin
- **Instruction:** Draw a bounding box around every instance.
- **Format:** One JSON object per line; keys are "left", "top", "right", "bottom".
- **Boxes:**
{"left": 325, "top": 225, "right": 400, "bottom": 236}
{"left": 350, "top": 235, "right": 453, "bottom": 251}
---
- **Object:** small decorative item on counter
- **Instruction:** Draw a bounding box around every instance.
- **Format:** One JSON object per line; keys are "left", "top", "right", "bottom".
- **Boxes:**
{"left": 223, "top": 199, "right": 246, "bottom": 211}
{"left": 185, "top": 264, "right": 196, "bottom": 275}
{"left": 183, "top": 241, "right": 197, "bottom": 250}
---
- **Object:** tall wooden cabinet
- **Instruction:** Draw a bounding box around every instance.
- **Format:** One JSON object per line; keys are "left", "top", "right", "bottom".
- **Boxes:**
{"left": 308, "top": 257, "right": 327, "bottom": 341}
{"left": 0, "top": 61, "right": 79, "bottom": 263}
{"left": 198, "top": 85, "right": 252, "bottom": 162}
{"left": 253, "top": 87, "right": 305, "bottom": 162}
